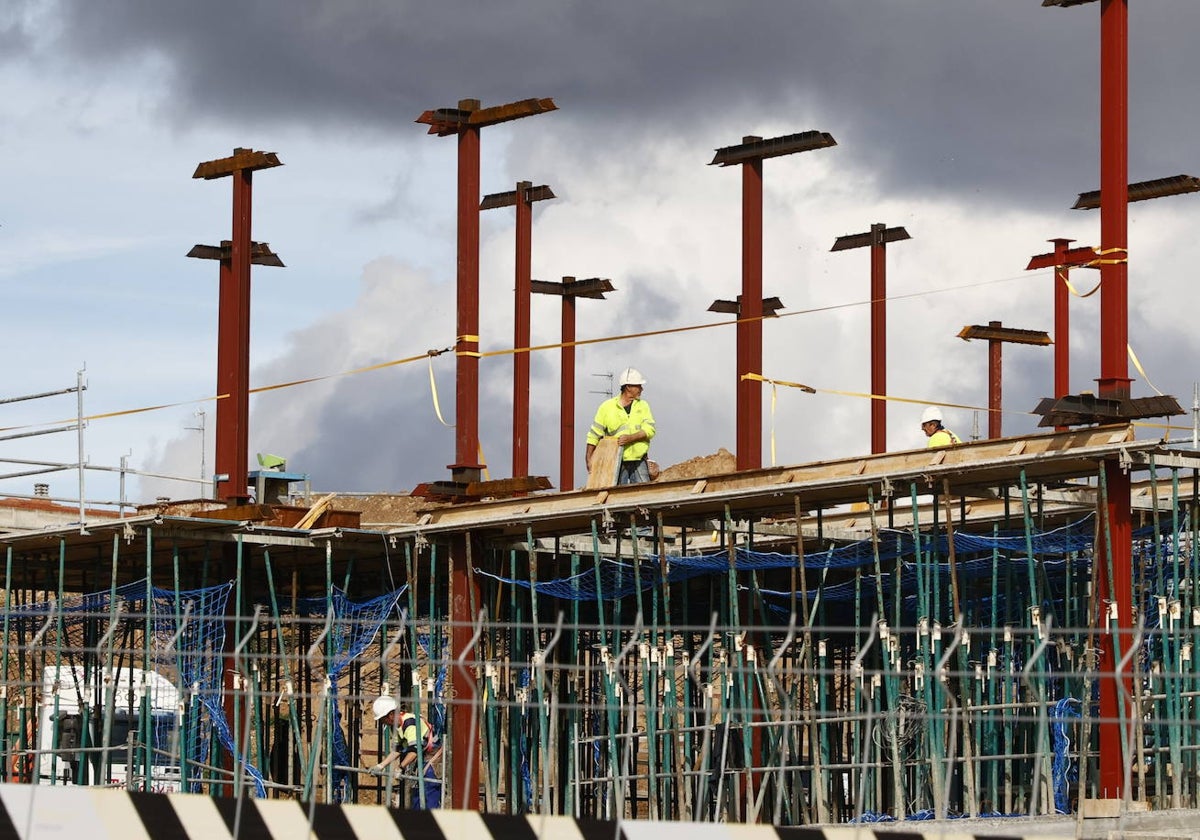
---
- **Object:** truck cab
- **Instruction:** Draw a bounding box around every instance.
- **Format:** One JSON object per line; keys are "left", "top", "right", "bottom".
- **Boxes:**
{"left": 37, "top": 665, "right": 182, "bottom": 792}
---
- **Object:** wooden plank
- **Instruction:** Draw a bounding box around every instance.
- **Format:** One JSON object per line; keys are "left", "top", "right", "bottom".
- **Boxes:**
{"left": 295, "top": 493, "right": 337, "bottom": 529}
{"left": 413, "top": 424, "right": 1151, "bottom": 535}
{"left": 585, "top": 437, "right": 622, "bottom": 490}
{"left": 270, "top": 505, "right": 362, "bottom": 529}
{"left": 465, "top": 476, "right": 553, "bottom": 497}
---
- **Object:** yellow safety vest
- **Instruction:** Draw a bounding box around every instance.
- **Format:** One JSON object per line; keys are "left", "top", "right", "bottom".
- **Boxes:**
{"left": 586, "top": 398, "right": 656, "bottom": 462}
{"left": 397, "top": 713, "right": 434, "bottom": 752}
{"left": 927, "top": 428, "right": 961, "bottom": 449}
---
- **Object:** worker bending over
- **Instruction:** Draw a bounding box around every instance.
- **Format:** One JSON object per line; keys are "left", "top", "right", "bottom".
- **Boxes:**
{"left": 369, "top": 695, "right": 442, "bottom": 809}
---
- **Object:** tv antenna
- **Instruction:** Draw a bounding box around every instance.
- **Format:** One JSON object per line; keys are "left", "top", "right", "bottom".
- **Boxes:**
{"left": 590, "top": 372, "right": 613, "bottom": 398}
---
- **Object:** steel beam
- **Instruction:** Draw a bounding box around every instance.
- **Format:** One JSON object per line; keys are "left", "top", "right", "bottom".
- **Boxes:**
{"left": 455, "top": 113, "right": 483, "bottom": 480}
{"left": 1026, "top": 239, "right": 1103, "bottom": 430}
{"left": 448, "top": 533, "right": 481, "bottom": 809}
{"left": 532, "top": 277, "right": 614, "bottom": 491}
{"left": 417, "top": 98, "right": 556, "bottom": 488}
{"left": 513, "top": 183, "right": 532, "bottom": 478}
{"left": 193, "top": 148, "right": 282, "bottom": 504}
{"left": 739, "top": 141, "right": 764, "bottom": 470}
{"left": 561, "top": 294, "right": 576, "bottom": 492}
{"left": 832, "top": 224, "right": 911, "bottom": 453}
{"left": 480, "top": 182, "right": 556, "bottom": 479}
{"left": 957, "top": 321, "right": 1051, "bottom": 438}
{"left": 1072, "top": 173, "right": 1200, "bottom": 209}
{"left": 1097, "top": 0, "right": 1132, "bottom": 799}
{"left": 711, "top": 130, "right": 835, "bottom": 471}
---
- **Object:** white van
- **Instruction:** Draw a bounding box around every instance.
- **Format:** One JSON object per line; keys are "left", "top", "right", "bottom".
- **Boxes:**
{"left": 37, "top": 665, "right": 182, "bottom": 792}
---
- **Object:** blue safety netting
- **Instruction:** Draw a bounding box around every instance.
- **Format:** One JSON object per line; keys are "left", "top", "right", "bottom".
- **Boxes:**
{"left": 475, "top": 515, "right": 1192, "bottom": 606}
{"left": 6, "top": 579, "right": 261, "bottom": 795}
{"left": 415, "top": 633, "right": 448, "bottom": 738}
{"left": 474, "top": 516, "right": 1117, "bottom": 602}
{"left": 757, "top": 554, "right": 1085, "bottom": 603}
{"left": 1050, "top": 698, "right": 1081, "bottom": 814}
{"left": 292, "top": 585, "right": 406, "bottom": 803}
{"left": 517, "top": 666, "right": 534, "bottom": 810}
{"left": 852, "top": 809, "right": 1023, "bottom": 822}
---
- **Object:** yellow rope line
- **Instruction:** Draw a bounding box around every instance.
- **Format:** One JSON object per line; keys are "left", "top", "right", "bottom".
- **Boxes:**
{"left": 751, "top": 375, "right": 1044, "bottom": 420}
{"left": 0, "top": 394, "right": 229, "bottom": 433}
{"left": 249, "top": 350, "right": 442, "bottom": 395}
{"left": 476, "top": 271, "right": 1043, "bottom": 364}
{"left": 0, "top": 265, "right": 1096, "bottom": 435}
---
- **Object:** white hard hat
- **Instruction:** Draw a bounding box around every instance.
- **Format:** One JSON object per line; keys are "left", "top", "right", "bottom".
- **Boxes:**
{"left": 372, "top": 695, "right": 397, "bottom": 721}
{"left": 618, "top": 367, "right": 646, "bottom": 388}
{"left": 921, "top": 406, "right": 943, "bottom": 425}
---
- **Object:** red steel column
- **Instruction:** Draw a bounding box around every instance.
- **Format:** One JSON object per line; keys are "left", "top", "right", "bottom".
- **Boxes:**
{"left": 987, "top": 322, "right": 1002, "bottom": 439}
{"left": 449, "top": 534, "right": 481, "bottom": 809}
{"left": 418, "top": 97, "right": 556, "bottom": 485}
{"left": 513, "top": 182, "right": 532, "bottom": 477}
{"left": 1097, "top": 2, "right": 1130, "bottom": 401}
{"left": 738, "top": 138, "right": 764, "bottom": 471}
{"left": 869, "top": 223, "right": 887, "bottom": 453}
{"left": 1052, "top": 238, "right": 1072, "bottom": 432}
{"left": 1097, "top": 0, "right": 1132, "bottom": 799}
{"left": 1051, "top": 238, "right": 1072, "bottom": 401}
{"left": 560, "top": 295, "right": 577, "bottom": 491}
{"left": 214, "top": 258, "right": 237, "bottom": 500}
{"left": 215, "top": 168, "right": 253, "bottom": 503}
{"left": 455, "top": 115, "right": 483, "bottom": 474}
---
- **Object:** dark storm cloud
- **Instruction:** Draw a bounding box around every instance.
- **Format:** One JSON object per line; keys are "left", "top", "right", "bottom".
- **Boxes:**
{"left": 0, "top": 20, "right": 29, "bottom": 56}
{"left": 286, "top": 369, "right": 455, "bottom": 491}
{"left": 20, "top": 1, "right": 1200, "bottom": 210}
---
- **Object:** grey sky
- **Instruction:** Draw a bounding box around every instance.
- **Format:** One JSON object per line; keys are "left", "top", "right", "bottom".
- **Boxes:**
{"left": 17, "top": 1, "right": 1198, "bottom": 206}
{"left": 1, "top": 1, "right": 1197, "bottom": 500}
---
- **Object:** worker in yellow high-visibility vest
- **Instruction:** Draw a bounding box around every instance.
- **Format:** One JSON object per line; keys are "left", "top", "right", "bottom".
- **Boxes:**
{"left": 921, "top": 406, "right": 961, "bottom": 448}
{"left": 585, "top": 367, "right": 657, "bottom": 484}
{"left": 368, "top": 695, "right": 442, "bottom": 808}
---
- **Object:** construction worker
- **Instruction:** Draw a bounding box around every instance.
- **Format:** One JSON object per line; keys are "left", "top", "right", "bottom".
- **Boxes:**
{"left": 585, "top": 367, "right": 657, "bottom": 484}
{"left": 921, "top": 406, "right": 961, "bottom": 448}
{"left": 368, "top": 695, "right": 442, "bottom": 809}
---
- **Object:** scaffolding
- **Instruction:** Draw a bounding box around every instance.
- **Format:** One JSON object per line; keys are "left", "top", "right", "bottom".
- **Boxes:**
{"left": 0, "top": 423, "right": 1198, "bottom": 826}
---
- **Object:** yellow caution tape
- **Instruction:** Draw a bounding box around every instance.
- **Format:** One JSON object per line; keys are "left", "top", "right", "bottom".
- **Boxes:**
{"left": 1084, "top": 246, "right": 1128, "bottom": 267}
{"left": 770, "top": 381, "right": 777, "bottom": 467}
{"left": 1061, "top": 274, "right": 1102, "bottom": 299}
{"left": 741, "top": 372, "right": 815, "bottom": 393}
{"left": 428, "top": 356, "right": 454, "bottom": 428}
{"left": 456, "top": 334, "right": 482, "bottom": 357}
{"left": 1128, "top": 343, "right": 1165, "bottom": 397}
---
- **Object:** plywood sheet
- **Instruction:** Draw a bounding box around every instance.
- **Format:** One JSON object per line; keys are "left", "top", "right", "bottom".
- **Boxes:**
{"left": 585, "top": 437, "right": 622, "bottom": 490}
